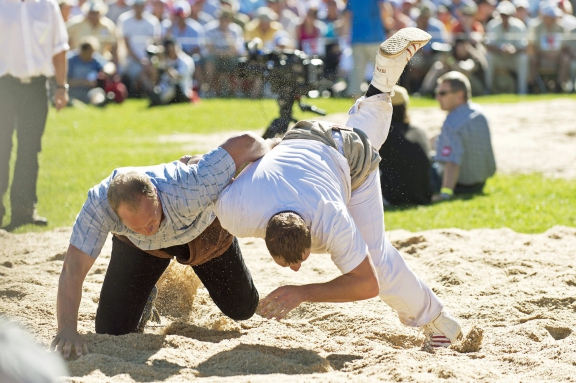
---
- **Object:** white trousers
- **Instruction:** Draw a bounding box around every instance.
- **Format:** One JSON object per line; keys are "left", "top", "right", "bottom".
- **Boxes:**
{"left": 344, "top": 93, "right": 443, "bottom": 327}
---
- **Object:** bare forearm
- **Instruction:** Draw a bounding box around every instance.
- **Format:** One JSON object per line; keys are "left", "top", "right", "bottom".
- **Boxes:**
{"left": 301, "top": 273, "right": 379, "bottom": 303}
{"left": 442, "top": 162, "right": 461, "bottom": 190}
{"left": 220, "top": 132, "right": 279, "bottom": 170}
{"left": 56, "top": 271, "right": 84, "bottom": 331}
{"left": 53, "top": 50, "right": 67, "bottom": 86}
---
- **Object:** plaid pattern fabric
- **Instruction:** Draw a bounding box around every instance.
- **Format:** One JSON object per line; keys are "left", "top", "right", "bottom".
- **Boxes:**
{"left": 70, "top": 148, "right": 235, "bottom": 258}
{"left": 434, "top": 101, "right": 496, "bottom": 185}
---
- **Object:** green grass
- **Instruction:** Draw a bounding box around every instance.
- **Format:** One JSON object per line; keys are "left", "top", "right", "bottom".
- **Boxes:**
{"left": 3, "top": 94, "right": 575, "bottom": 234}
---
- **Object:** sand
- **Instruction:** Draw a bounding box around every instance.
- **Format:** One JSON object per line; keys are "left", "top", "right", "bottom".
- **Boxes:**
{"left": 1, "top": 99, "right": 576, "bottom": 382}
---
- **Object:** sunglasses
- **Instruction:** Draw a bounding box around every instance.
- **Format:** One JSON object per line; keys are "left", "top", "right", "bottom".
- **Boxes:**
{"left": 436, "top": 89, "right": 456, "bottom": 96}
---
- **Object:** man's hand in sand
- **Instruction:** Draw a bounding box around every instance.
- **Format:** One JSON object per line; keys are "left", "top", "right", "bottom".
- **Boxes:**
{"left": 50, "top": 327, "right": 89, "bottom": 359}
{"left": 257, "top": 285, "right": 306, "bottom": 321}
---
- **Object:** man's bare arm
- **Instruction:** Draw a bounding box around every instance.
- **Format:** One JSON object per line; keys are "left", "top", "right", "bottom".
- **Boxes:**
{"left": 219, "top": 132, "right": 280, "bottom": 170}
{"left": 258, "top": 256, "right": 380, "bottom": 320}
{"left": 50, "top": 244, "right": 95, "bottom": 358}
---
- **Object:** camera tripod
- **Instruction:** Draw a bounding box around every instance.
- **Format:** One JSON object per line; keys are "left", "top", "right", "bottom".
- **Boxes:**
{"left": 262, "top": 89, "right": 327, "bottom": 139}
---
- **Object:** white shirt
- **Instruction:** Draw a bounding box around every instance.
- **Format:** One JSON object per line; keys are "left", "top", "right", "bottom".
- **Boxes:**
{"left": 216, "top": 139, "right": 368, "bottom": 275}
{"left": 0, "top": 0, "right": 69, "bottom": 79}
{"left": 117, "top": 10, "right": 161, "bottom": 60}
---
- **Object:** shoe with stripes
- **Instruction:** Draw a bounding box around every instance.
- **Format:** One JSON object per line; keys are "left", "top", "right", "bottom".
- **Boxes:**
{"left": 371, "top": 27, "right": 432, "bottom": 92}
{"left": 421, "top": 310, "right": 462, "bottom": 351}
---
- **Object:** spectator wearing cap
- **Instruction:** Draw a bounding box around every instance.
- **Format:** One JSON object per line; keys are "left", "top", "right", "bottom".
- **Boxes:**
{"left": 420, "top": 36, "right": 488, "bottom": 96}
{"left": 204, "top": 8, "right": 245, "bottom": 96}
{"left": 58, "top": 0, "right": 74, "bottom": 22}
{"left": 527, "top": 2, "right": 571, "bottom": 92}
{"left": 342, "top": 0, "right": 393, "bottom": 99}
{"left": 117, "top": 0, "right": 161, "bottom": 95}
{"left": 485, "top": 0, "right": 529, "bottom": 94}
{"left": 388, "top": 0, "right": 416, "bottom": 35}
{"left": 452, "top": 1, "right": 485, "bottom": 46}
{"left": 67, "top": 0, "right": 118, "bottom": 63}
{"left": 162, "top": 1, "right": 207, "bottom": 94}
{"left": 558, "top": 0, "right": 576, "bottom": 30}
{"left": 163, "top": 1, "right": 206, "bottom": 59}
{"left": 406, "top": 1, "right": 449, "bottom": 92}
{"left": 379, "top": 85, "right": 433, "bottom": 206}
{"left": 219, "top": 0, "right": 251, "bottom": 30}
{"left": 320, "top": 0, "right": 345, "bottom": 82}
{"left": 296, "top": 8, "right": 327, "bottom": 56}
{"left": 266, "top": 0, "right": 301, "bottom": 44}
{"left": 513, "top": 0, "right": 534, "bottom": 26}
{"left": 149, "top": 0, "right": 169, "bottom": 24}
{"left": 190, "top": 0, "right": 216, "bottom": 27}
{"left": 106, "top": 0, "right": 132, "bottom": 24}
{"left": 474, "top": 0, "right": 496, "bottom": 27}
{"left": 436, "top": 4, "right": 455, "bottom": 34}
{"left": 244, "top": 7, "right": 284, "bottom": 50}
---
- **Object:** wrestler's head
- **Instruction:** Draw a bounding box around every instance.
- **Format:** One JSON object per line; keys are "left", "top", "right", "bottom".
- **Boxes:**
{"left": 265, "top": 211, "right": 311, "bottom": 271}
{"left": 107, "top": 171, "right": 163, "bottom": 236}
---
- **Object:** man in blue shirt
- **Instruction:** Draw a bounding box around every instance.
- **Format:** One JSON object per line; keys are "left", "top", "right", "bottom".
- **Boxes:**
{"left": 67, "top": 37, "right": 108, "bottom": 104}
{"left": 50, "top": 132, "right": 278, "bottom": 359}
{"left": 343, "top": 0, "right": 392, "bottom": 98}
{"left": 431, "top": 71, "right": 496, "bottom": 202}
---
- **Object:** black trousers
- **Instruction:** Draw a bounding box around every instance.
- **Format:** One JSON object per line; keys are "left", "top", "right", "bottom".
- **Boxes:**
{"left": 95, "top": 236, "right": 259, "bottom": 335}
{"left": 0, "top": 75, "right": 48, "bottom": 221}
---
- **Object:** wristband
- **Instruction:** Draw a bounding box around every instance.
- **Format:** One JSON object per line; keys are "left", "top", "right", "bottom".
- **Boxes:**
{"left": 440, "top": 187, "right": 453, "bottom": 196}
{"left": 56, "top": 83, "right": 69, "bottom": 92}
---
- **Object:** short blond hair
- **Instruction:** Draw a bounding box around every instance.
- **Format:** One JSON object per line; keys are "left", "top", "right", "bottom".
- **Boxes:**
{"left": 107, "top": 171, "right": 156, "bottom": 215}
{"left": 265, "top": 212, "right": 311, "bottom": 264}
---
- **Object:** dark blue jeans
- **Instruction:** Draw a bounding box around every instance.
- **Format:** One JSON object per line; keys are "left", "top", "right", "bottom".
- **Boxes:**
{"left": 95, "top": 236, "right": 259, "bottom": 335}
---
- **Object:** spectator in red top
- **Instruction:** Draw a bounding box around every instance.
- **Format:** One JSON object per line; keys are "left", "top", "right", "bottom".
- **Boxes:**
{"left": 453, "top": 1, "right": 485, "bottom": 46}
{"left": 296, "top": 7, "right": 326, "bottom": 56}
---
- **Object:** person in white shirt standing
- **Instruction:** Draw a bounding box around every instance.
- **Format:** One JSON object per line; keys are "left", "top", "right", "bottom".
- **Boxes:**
{"left": 0, "top": 0, "right": 69, "bottom": 230}
{"left": 216, "top": 28, "right": 464, "bottom": 350}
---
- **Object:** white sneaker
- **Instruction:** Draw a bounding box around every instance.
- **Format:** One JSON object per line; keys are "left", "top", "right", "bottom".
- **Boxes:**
{"left": 421, "top": 310, "right": 463, "bottom": 349}
{"left": 372, "top": 27, "right": 432, "bottom": 92}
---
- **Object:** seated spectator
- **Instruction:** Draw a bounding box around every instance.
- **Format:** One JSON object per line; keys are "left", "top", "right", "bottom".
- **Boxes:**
{"left": 190, "top": 0, "right": 216, "bottom": 27}
{"left": 220, "top": 0, "right": 251, "bottom": 30}
{"left": 58, "top": 0, "right": 73, "bottom": 22}
{"left": 266, "top": 0, "right": 301, "bottom": 44}
{"left": 379, "top": 85, "right": 432, "bottom": 206}
{"left": 205, "top": 8, "right": 245, "bottom": 97}
{"left": 320, "top": 0, "right": 344, "bottom": 82}
{"left": 142, "top": 38, "right": 195, "bottom": 106}
{"left": 244, "top": 7, "right": 285, "bottom": 50}
{"left": 67, "top": 37, "right": 109, "bottom": 105}
{"left": 474, "top": 0, "right": 497, "bottom": 27}
{"left": 437, "top": 3, "right": 456, "bottom": 34}
{"left": 388, "top": 0, "right": 415, "bottom": 35}
{"left": 150, "top": 0, "right": 169, "bottom": 25}
{"left": 485, "top": 1, "right": 529, "bottom": 94}
{"left": 117, "top": 0, "right": 161, "bottom": 95}
{"left": 405, "top": 1, "right": 450, "bottom": 92}
{"left": 106, "top": 0, "right": 132, "bottom": 24}
{"left": 558, "top": 0, "right": 576, "bottom": 30}
{"left": 452, "top": 1, "right": 485, "bottom": 47}
{"left": 66, "top": 0, "right": 117, "bottom": 63}
{"left": 163, "top": 1, "right": 206, "bottom": 94}
{"left": 431, "top": 71, "right": 496, "bottom": 202}
{"left": 420, "top": 37, "right": 488, "bottom": 96}
{"left": 527, "top": 2, "right": 571, "bottom": 92}
{"left": 513, "top": 0, "right": 534, "bottom": 26}
{"left": 296, "top": 8, "right": 326, "bottom": 56}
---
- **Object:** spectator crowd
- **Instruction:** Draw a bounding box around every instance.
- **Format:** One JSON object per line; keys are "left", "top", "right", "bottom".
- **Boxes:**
{"left": 58, "top": 0, "right": 576, "bottom": 104}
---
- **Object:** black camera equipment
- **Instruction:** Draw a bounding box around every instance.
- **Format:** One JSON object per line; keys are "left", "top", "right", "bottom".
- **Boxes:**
{"left": 237, "top": 40, "right": 327, "bottom": 139}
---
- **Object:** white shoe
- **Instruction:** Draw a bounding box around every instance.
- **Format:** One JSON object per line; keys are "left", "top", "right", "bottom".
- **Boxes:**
{"left": 421, "top": 310, "right": 462, "bottom": 349}
{"left": 372, "top": 27, "right": 432, "bottom": 92}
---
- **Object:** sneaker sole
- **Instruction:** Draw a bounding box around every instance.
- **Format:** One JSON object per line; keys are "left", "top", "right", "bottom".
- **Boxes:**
{"left": 379, "top": 28, "right": 432, "bottom": 59}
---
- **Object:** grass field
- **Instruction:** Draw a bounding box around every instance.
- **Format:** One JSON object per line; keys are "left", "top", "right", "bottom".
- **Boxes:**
{"left": 3, "top": 94, "right": 576, "bottom": 234}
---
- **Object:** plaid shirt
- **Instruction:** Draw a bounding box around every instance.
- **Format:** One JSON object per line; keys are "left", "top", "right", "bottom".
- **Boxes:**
{"left": 70, "top": 148, "right": 235, "bottom": 258}
{"left": 434, "top": 101, "right": 496, "bottom": 185}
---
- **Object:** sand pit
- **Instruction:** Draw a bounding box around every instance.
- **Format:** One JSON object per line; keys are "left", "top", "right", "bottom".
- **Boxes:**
{"left": 1, "top": 99, "right": 575, "bottom": 382}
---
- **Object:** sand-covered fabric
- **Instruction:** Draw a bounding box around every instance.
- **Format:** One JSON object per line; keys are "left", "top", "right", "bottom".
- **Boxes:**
{"left": 1, "top": 99, "right": 575, "bottom": 382}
